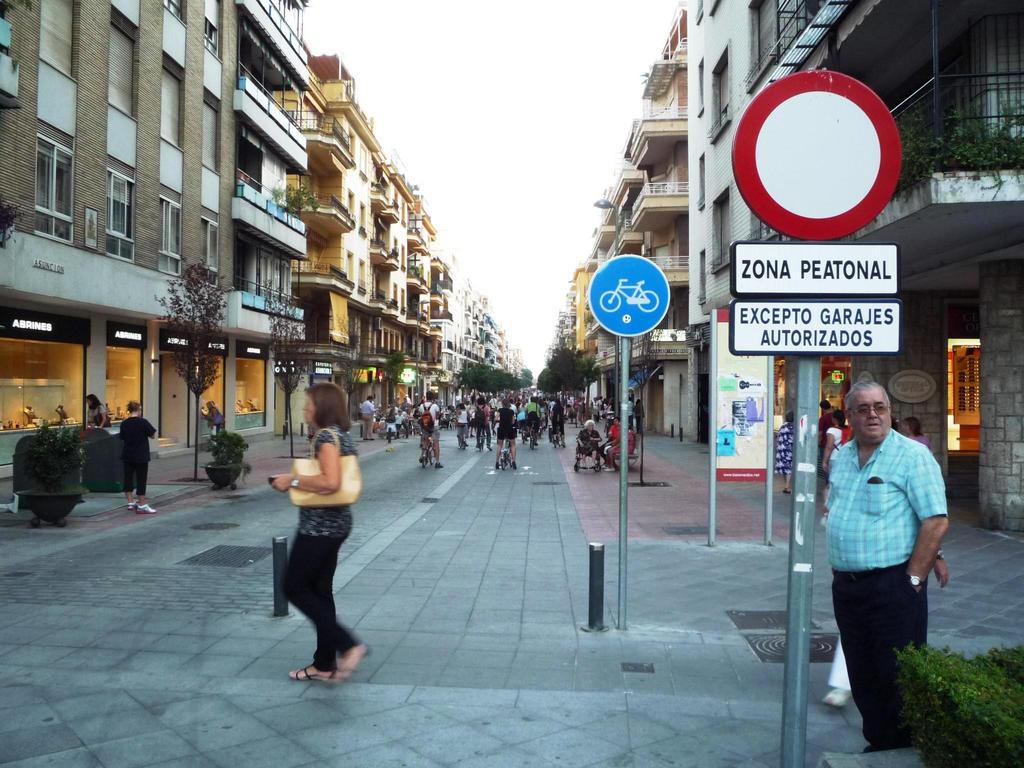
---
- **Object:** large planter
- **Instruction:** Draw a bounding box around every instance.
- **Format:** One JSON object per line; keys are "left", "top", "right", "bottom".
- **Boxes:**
{"left": 21, "top": 491, "right": 83, "bottom": 528}
{"left": 205, "top": 464, "right": 242, "bottom": 490}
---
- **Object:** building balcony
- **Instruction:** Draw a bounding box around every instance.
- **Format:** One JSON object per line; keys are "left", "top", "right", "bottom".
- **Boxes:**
{"left": 406, "top": 265, "right": 429, "bottom": 294}
{"left": 630, "top": 104, "right": 687, "bottom": 167}
{"left": 369, "top": 288, "right": 387, "bottom": 310}
{"left": 431, "top": 276, "right": 453, "bottom": 294}
{"left": 234, "top": 69, "right": 307, "bottom": 173}
{"left": 370, "top": 182, "right": 400, "bottom": 224}
{"left": 429, "top": 291, "right": 444, "bottom": 310}
{"left": 619, "top": 227, "right": 644, "bottom": 255}
{"left": 235, "top": 0, "right": 309, "bottom": 87}
{"left": 0, "top": 18, "right": 19, "bottom": 108}
{"left": 383, "top": 298, "right": 401, "bottom": 318}
{"left": 291, "top": 259, "right": 354, "bottom": 295}
{"left": 297, "top": 113, "right": 355, "bottom": 173}
{"left": 429, "top": 324, "right": 443, "bottom": 339}
{"left": 233, "top": 174, "right": 307, "bottom": 257}
{"left": 645, "top": 329, "right": 689, "bottom": 360}
{"left": 649, "top": 254, "right": 689, "bottom": 286}
{"left": 301, "top": 194, "right": 355, "bottom": 236}
{"left": 596, "top": 223, "right": 615, "bottom": 250}
{"left": 407, "top": 226, "right": 428, "bottom": 253}
{"left": 631, "top": 181, "right": 689, "bottom": 232}
{"left": 434, "top": 309, "right": 453, "bottom": 322}
{"left": 369, "top": 240, "right": 400, "bottom": 271}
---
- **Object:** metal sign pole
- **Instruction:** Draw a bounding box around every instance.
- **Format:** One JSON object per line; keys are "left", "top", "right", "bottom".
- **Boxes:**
{"left": 765, "top": 356, "right": 775, "bottom": 546}
{"left": 780, "top": 354, "right": 821, "bottom": 768}
{"left": 708, "top": 316, "right": 718, "bottom": 547}
{"left": 617, "top": 335, "right": 631, "bottom": 630}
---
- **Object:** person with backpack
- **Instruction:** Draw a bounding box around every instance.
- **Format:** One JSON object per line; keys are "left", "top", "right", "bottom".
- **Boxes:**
{"left": 475, "top": 396, "right": 492, "bottom": 451}
{"left": 418, "top": 391, "right": 443, "bottom": 469}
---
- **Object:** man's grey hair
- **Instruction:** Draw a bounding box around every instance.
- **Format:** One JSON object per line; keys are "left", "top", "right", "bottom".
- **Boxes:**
{"left": 844, "top": 380, "right": 890, "bottom": 410}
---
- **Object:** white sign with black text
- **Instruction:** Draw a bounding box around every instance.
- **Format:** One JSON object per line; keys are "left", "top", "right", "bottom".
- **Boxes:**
{"left": 730, "top": 299, "right": 903, "bottom": 356}
{"left": 730, "top": 241, "right": 899, "bottom": 297}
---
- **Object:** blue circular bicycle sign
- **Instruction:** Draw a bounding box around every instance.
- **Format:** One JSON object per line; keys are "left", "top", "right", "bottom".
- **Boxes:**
{"left": 588, "top": 255, "right": 671, "bottom": 337}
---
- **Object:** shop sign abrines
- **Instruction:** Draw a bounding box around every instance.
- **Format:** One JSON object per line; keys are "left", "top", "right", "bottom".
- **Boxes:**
{"left": 234, "top": 340, "right": 269, "bottom": 360}
{"left": 0, "top": 305, "right": 91, "bottom": 345}
{"left": 158, "top": 329, "right": 228, "bottom": 356}
{"left": 106, "top": 322, "right": 148, "bottom": 349}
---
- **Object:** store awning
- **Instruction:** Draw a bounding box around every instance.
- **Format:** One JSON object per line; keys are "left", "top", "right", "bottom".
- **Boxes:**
{"left": 329, "top": 293, "right": 349, "bottom": 343}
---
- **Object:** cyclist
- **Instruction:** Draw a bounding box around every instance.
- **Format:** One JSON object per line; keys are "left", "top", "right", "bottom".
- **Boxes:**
{"left": 525, "top": 396, "right": 541, "bottom": 446}
{"left": 495, "top": 397, "right": 518, "bottom": 470}
{"left": 550, "top": 398, "right": 565, "bottom": 446}
{"left": 516, "top": 401, "right": 527, "bottom": 442}
{"left": 418, "top": 392, "right": 443, "bottom": 469}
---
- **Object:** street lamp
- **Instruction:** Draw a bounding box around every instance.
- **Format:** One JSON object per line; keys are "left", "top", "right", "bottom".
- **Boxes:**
{"left": 593, "top": 198, "right": 614, "bottom": 210}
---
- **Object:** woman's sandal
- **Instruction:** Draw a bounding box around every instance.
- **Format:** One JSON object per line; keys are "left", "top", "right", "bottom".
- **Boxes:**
{"left": 288, "top": 664, "right": 339, "bottom": 683}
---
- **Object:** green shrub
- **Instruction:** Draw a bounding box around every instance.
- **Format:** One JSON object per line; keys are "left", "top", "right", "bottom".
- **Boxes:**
{"left": 896, "top": 644, "right": 1024, "bottom": 768}
{"left": 207, "top": 430, "right": 248, "bottom": 467}
{"left": 25, "top": 425, "right": 85, "bottom": 493}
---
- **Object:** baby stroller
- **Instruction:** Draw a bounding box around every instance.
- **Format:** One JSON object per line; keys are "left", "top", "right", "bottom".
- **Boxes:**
{"left": 574, "top": 433, "right": 602, "bottom": 473}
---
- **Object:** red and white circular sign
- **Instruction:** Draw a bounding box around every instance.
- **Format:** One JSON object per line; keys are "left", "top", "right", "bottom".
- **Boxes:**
{"left": 732, "top": 70, "right": 901, "bottom": 241}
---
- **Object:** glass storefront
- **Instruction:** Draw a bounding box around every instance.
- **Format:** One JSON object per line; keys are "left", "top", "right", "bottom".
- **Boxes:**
{"left": 105, "top": 322, "right": 147, "bottom": 425}
{"left": 235, "top": 340, "right": 268, "bottom": 430}
{"left": 0, "top": 306, "right": 91, "bottom": 465}
{"left": 199, "top": 358, "right": 226, "bottom": 438}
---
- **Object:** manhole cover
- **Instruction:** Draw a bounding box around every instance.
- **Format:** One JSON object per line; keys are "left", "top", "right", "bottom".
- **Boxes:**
{"left": 421, "top": 497, "right": 440, "bottom": 503}
{"left": 178, "top": 545, "right": 271, "bottom": 568}
{"left": 533, "top": 482, "right": 565, "bottom": 486}
{"left": 628, "top": 481, "right": 670, "bottom": 487}
{"left": 3, "top": 571, "right": 32, "bottom": 578}
{"left": 745, "top": 634, "right": 838, "bottom": 663}
{"left": 190, "top": 523, "right": 240, "bottom": 531}
{"left": 621, "top": 662, "right": 655, "bottom": 674}
{"left": 662, "top": 525, "right": 714, "bottom": 536}
{"left": 727, "top": 610, "right": 820, "bottom": 631}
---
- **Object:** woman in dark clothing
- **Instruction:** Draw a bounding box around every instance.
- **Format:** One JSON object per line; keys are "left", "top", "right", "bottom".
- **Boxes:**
{"left": 118, "top": 401, "right": 157, "bottom": 514}
{"left": 271, "top": 382, "right": 368, "bottom": 683}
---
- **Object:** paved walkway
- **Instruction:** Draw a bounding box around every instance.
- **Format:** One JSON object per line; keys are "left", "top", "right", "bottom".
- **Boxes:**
{"left": 1, "top": 428, "right": 1021, "bottom": 767}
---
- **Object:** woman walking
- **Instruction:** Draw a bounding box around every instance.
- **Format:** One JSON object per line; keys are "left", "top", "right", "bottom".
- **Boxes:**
{"left": 775, "top": 411, "right": 794, "bottom": 493}
{"left": 271, "top": 383, "right": 368, "bottom": 683}
{"left": 118, "top": 401, "right": 157, "bottom": 514}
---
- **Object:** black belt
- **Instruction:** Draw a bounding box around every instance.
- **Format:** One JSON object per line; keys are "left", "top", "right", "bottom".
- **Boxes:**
{"left": 832, "top": 562, "right": 907, "bottom": 582}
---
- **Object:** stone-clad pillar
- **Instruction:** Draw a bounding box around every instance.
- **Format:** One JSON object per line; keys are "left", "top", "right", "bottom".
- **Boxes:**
{"left": 979, "top": 260, "right": 1024, "bottom": 531}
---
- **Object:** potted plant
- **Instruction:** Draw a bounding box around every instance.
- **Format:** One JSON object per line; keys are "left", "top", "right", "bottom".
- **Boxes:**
{"left": 22, "top": 425, "right": 86, "bottom": 528}
{"left": 204, "top": 430, "right": 249, "bottom": 490}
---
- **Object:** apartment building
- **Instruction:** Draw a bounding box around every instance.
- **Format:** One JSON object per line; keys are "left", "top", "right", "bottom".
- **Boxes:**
{"left": 571, "top": 4, "right": 691, "bottom": 434}
{"left": 0, "top": 0, "right": 310, "bottom": 471}
{"left": 687, "top": 0, "right": 1024, "bottom": 528}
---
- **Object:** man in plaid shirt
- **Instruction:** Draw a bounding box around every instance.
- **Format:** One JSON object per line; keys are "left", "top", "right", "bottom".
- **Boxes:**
{"left": 827, "top": 381, "right": 948, "bottom": 753}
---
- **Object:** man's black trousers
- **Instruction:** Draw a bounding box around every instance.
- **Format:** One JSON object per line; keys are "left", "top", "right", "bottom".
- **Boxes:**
{"left": 832, "top": 562, "right": 927, "bottom": 751}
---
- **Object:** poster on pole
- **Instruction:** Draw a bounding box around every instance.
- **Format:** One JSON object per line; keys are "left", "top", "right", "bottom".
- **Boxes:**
{"left": 714, "top": 308, "right": 771, "bottom": 482}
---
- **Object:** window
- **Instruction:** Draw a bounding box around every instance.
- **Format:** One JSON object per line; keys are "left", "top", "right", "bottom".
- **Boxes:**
{"left": 698, "top": 155, "right": 706, "bottom": 209}
{"left": 40, "top": 0, "right": 73, "bottom": 73}
{"left": 163, "top": 0, "right": 182, "bottom": 19}
{"left": 712, "top": 52, "right": 730, "bottom": 122}
{"left": 35, "top": 137, "right": 73, "bottom": 241}
{"left": 160, "top": 70, "right": 180, "bottom": 145}
{"left": 752, "top": 1, "right": 778, "bottom": 75}
{"left": 698, "top": 250, "right": 707, "bottom": 303}
{"left": 160, "top": 199, "right": 181, "bottom": 274}
{"left": 107, "top": 26, "right": 134, "bottom": 114}
{"left": 697, "top": 60, "right": 704, "bottom": 116}
{"left": 202, "top": 103, "right": 218, "bottom": 170}
{"left": 712, "top": 191, "right": 730, "bottom": 268}
{"left": 106, "top": 171, "right": 134, "bottom": 260}
{"left": 202, "top": 219, "right": 219, "bottom": 275}
{"left": 204, "top": 11, "right": 218, "bottom": 55}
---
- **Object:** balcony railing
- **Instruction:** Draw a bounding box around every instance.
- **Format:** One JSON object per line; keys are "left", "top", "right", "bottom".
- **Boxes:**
{"left": 642, "top": 104, "right": 688, "bottom": 120}
{"left": 233, "top": 276, "right": 303, "bottom": 319}
{"left": 431, "top": 276, "right": 453, "bottom": 293}
{"left": 313, "top": 194, "right": 354, "bottom": 224}
{"left": 235, "top": 170, "right": 306, "bottom": 234}
{"left": 372, "top": 289, "right": 387, "bottom": 303}
{"left": 295, "top": 113, "right": 351, "bottom": 150}
{"left": 635, "top": 181, "right": 689, "bottom": 215}
{"left": 648, "top": 254, "right": 690, "bottom": 271}
{"left": 237, "top": 64, "right": 298, "bottom": 130}
{"left": 247, "top": 0, "right": 307, "bottom": 68}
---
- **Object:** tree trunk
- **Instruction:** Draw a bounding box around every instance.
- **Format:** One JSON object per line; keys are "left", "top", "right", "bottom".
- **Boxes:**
{"left": 193, "top": 392, "right": 200, "bottom": 481}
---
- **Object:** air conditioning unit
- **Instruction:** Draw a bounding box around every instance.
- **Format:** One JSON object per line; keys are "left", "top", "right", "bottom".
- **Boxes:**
{"left": 372, "top": 318, "right": 383, "bottom": 330}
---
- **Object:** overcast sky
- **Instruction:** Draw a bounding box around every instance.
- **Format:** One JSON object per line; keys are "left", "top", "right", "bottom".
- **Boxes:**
{"left": 304, "top": 0, "right": 684, "bottom": 375}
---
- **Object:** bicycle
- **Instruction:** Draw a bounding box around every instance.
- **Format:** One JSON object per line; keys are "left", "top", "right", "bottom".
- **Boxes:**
{"left": 598, "top": 279, "right": 660, "bottom": 314}
{"left": 419, "top": 434, "right": 435, "bottom": 468}
{"left": 497, "top": 441, "right": 513, "bottom": 471}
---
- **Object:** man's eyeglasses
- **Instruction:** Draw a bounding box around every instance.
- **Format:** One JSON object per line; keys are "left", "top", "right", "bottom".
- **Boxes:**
{"left": 854, "top": 403, "right": 889, "bottom": 417}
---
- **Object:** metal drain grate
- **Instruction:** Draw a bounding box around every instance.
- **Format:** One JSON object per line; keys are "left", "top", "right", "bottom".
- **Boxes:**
{"left": 533, "top": 481, "right": 565, "bottom": 486}
{"left": 178, "top": 545, "right": 271, "bottom": 568}
{"left": 191, "top": 523, "right": 240, "bottom": 531}
{"left": 727, "top": 610, "right": 820, "bottom": 631}
{"left": 621, "top": 662, "right": 655, "bottom": 674}
{"left": 421, "top": 497, "right": 441, "bottom": 503}
{"left": 629, "top": 481, "right": 671, "bottom": 487}
{"left": 662, "top": 525, "right": 714, "bottom": 536}
{"left": 745, "top": 634, "right": 838, "bottom": 663}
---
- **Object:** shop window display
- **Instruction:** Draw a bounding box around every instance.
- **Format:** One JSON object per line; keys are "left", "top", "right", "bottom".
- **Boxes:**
{"left": 0, "top": 339, "right": 84, "bottom": 465}
{"left": 105, "top": 347, "right": 142, "bottom": 424}
{"left": 198, "top": 358, "right": 226, "bottom": 438}
{"left": 235, "top": 358, "right": 266, "bottom": 429}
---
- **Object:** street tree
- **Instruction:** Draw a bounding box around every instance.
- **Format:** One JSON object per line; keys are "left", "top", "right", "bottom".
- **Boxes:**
{"left": 519, "top": 368, "right": 534, "bottom": 389}
{"left": 158, "top": 263, "right": 227, "bottom": 480}
{"left": 546, "top": 346, "right": 582, "bottom": 392}
{"left": 537, "top": 368, "right": 558, "bottom": 393}
{"left": 263, "top": 287, "right": 307, "bottom": 458}
{"left": 383, "top": 351, "right": 407, "bottom": 404}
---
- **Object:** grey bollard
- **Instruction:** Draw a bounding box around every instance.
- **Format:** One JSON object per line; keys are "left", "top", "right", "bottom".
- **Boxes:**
{"left": 581, "top": 543, "right": 608, "bottom": 632}
{"left": 273, "top": 536, "right": 289, "bottom": 617}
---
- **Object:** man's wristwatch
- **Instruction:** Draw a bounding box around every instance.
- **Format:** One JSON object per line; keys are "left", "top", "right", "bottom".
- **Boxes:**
{"left": 290, "top": 478, "right": 300, "bottom": 489}
{"left": 908, "top": 574, "right": 923, "bottom": 587}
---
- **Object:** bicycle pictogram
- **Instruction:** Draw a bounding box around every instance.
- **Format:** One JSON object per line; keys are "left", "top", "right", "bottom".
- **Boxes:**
{"left": 598, "top": 279, "right": 660, "bottom": 316}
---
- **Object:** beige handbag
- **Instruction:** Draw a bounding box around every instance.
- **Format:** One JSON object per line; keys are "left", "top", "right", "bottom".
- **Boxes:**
{"left": 288, "top": 430, "right": 362, "bottom": 507}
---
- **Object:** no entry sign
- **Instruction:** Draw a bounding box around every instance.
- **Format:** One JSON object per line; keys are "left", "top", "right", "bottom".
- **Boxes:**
{"left": 732, "top": 71, "right": 901, "bottom": 240}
